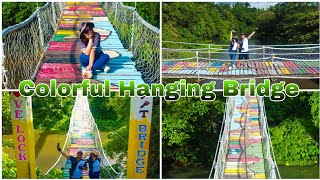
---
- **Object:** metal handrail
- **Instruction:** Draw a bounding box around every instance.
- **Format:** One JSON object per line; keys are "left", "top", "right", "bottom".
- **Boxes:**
{"left": 163, "top": 40, "right": 320, "bottom": 47}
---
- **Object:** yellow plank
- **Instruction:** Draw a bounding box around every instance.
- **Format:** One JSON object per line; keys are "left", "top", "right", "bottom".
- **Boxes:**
{"left": 225, "top": 168, "right": 247, "bottom": 173}
{"left": 254, "top": 174, "right": 266, "bottom": 179}
{"left": 56, "top": 30, "right": 77, "bottom": 35}
{"left": 62, "top": 15, "right": 93, "bottom": 18}
{"left": 248, "top": 111, "right": 259, "bottom": 115}
{"left": 230, "top": 136, "right": 244, "bottom": 140}
{"left": 208, "top": 67, "right": 216, "bottom": 72}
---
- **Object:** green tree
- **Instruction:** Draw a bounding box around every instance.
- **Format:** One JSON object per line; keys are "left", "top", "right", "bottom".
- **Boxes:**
{"left": 162, "top": 95, "right": 225, "bottom": 165}
{"left": 270, "top": 118, "right": 319, "bottom": 166}
{"left": 309, "top": 92, "right": 319, "bottom": 128}
{"left": 123, "top": 2, "right": 160, "bottom": 28}
{"left": 2, "top": 2, "right": 46, "bottom": 29}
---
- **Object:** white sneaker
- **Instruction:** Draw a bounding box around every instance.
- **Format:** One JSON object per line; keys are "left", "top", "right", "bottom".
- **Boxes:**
{"left": 86, "top": 70, "right": 93, "bottom": 78}
{"left": 229, "top": 66, "right": 232, "bottom": 70}
{"left": 104, "top": 66, "right": 110, "bottom": 73}
{"left": 232, "top": 64, "right": 236, "bottom": 69}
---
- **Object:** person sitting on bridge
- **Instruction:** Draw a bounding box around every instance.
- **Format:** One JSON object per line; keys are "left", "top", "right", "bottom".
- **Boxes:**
{"left": 79, "top": 22, "right": 110, "bottom": 79}
{"left": 229, "top": 30, "right": 238, "bottom": 70}
{"left": 238, "top": 28, "right": 258, "bottom": 60}
{"left": 57, "top": 143, "right": 87, "bottom": 179}
{"left": 86, "top": 149, "right": 101, "bottom": 179}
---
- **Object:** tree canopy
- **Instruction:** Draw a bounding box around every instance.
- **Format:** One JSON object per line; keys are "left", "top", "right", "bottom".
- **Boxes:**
{"left": 162, "top": 2, "right": 319, "bottom": 45}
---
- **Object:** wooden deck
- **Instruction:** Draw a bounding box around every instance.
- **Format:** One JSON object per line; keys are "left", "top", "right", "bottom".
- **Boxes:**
{"left": 162, "top": 60, "right": 319, "bottom": 79}
{"left": 35, "top": 2, "right": 144, "bottom": 87}
{"left": 224, "top": 95, "right": 266, "bottom": 179}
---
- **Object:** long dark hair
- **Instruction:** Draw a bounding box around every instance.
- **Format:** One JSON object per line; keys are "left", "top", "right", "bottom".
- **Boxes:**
{"left": 80, "top": 22, "right": 95, "bottom": 44}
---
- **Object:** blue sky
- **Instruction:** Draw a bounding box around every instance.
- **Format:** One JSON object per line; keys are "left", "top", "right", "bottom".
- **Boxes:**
{"left": 250, "top": 2, "right": 278, "bottom": 9}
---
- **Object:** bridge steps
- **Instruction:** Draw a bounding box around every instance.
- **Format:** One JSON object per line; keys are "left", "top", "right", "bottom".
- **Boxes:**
{"left": 223, "top": 95, "right": 266, "bottom": 179}
{"left": 35, "top": 2, "right": 144, "bottom": 87}
{"left": 61, "top": 94, "right": 98, "bottom": 179}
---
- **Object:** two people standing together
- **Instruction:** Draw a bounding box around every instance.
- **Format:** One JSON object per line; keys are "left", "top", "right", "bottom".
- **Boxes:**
{"left": 57, "top": 143, "right": 101, "bottom": 179}
{"left": 228, "top": 28, "right": 258, "bottom": 70}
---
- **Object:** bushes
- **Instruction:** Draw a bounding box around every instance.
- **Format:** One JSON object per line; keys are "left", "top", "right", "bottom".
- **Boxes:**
{"left": 270, "top": 118, "right": 319, "bottom": 166}
{"left": 3, "top": 2, "right": 46, "bottom": 28}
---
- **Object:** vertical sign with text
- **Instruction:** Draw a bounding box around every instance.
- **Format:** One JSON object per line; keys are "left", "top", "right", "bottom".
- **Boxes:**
{"left": 10, "top": 92, "right": 36, "bottom": 178}
{"left": 127, "top": 96, "right": 153, "bottom": 178}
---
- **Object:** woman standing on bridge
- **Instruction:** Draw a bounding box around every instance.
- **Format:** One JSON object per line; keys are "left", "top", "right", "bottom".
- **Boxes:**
{"left": 79, "top": 22, "right": 110, "bottom": 79}
{"left": 229, "top": 30, "right": 238, "bottom": 70}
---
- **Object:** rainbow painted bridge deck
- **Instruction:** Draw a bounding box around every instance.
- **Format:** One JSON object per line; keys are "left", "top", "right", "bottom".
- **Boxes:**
{"left": 35, "top": 2, "right": 144, "bottom": 87}
{"left": 224, "top": 95, "right": 266, "bottom": 179}
{"left": 162, "top": 60, "right": 319, "bottom": 78}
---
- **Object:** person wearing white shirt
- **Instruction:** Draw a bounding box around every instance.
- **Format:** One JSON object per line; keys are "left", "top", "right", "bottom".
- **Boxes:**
{"left": 238, "top": 28, "right": 257, "bottom": 60}
{"left": 229, "top": 30, "right": 238, "bottom": 70}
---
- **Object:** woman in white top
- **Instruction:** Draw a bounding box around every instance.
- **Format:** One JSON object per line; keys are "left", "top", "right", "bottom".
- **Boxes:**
{"left": 229, "top": 30, "right": 238, "bottom": 70}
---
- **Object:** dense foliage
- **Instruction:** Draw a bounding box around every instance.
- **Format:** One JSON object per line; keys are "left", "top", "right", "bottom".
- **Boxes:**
{"left": 163, "top": 2, "right": 319, "bottom": 45}
{"left": 265, "top": 92, "right": 319, "bottom": 166}
{"left": 2, "top": 2, "right": 46, "bottom": 29}
{"left": 2, "top": 93, "right": 74, "bottom": 134}
{"left": 2, "top": 150, "right": 63, "bottom": 179}
{"left": 124, "top": 2, "right": 160, "bottom": 28}
{"left": 162, "top": 94, "right": 225, "bottom": 165}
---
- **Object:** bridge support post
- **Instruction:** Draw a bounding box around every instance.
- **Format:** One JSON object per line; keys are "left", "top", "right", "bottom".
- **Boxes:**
{"left": 10, "top": 92, "right": 36, "bottom": 178}
{"left": 130, "top": 11, "right": 135, "bottom": 50}
{"left": 115, "top": 3, "right": 118, "bottom": 22}
{"left": 51, "top": 3, "right": 56, "bottom": 26}
{"left": 208, "top": 44, "right": 211, "bottom": 59}
{"left": 36, "top": 7, "right": 45, "bottom": 48}
{"left": 127, "top": 96, "right": 153, "bottom": 178}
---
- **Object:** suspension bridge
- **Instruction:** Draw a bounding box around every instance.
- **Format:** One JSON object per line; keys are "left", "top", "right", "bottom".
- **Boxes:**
{"left": 163, "top": 41, "right": 319, "bottom": 79}
{"left": 209, "top": 93, "right": 280, "bottom": 179}
{"left": 44, "top": 90, "right": 119, "bottom": 178}
{"left": 2, "top": 2, "right": 159, "bottom": 89}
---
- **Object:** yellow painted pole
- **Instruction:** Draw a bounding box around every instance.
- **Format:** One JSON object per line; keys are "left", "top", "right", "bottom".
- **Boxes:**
{"left": 10, "top": 92, "right": 37, "bottom": 178}
{"left": 127, "top": 97, "right": 153, "bottom": 178}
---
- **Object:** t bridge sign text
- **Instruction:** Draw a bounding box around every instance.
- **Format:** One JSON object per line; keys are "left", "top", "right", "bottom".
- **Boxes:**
{"left": 10, "top": 92, "right": 36, "bottom": 178}
{"left": 127, "top": 96, "right": 153, "bottom": 178}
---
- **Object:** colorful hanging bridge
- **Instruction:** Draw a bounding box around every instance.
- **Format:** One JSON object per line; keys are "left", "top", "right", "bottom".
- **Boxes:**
{"left": 36, "top": 2, "right": 144, "bottom": 86}
{"left": 163, "top": 42, "right": 319, "bottom": 79}
{"left": 209, "top": 94, "right": 280, "bottom": 179}
{"left": 2, "top": 2, "right": 159, "bottom": 89}
{"left": 45, "top": 90, "right": 119, "bottom": 179}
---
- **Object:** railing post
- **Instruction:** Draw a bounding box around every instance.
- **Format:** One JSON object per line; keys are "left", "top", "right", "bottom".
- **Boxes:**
{"left": 130, "top": 10, "right": 135, "bottom": 50}
{"left": 51, "top": 2, "right": 56, "bottom": 25}
{"left": 263, "top": 45, "right": 265, "bottom": 58}
{"left": 196, "top": 51, "right": 199, "bottom": 76}
{"left": 271, "top": 53, "right": 275, "bottom": 75}
{"left": 208, "top": 44, "right": 211, "bottom": 59}
{"left": 115, "top": 2, "right": 118, "bottom": 21}
{"left": 36, "top": 7, "right": 45, "bottom": 48}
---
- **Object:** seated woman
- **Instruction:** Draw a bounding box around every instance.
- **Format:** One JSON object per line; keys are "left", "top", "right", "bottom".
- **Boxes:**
{"left": 79, "top": 22, "right": 110, "bottom": 78}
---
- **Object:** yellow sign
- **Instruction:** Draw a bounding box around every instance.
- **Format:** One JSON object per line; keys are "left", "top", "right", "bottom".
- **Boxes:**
{"left": 10, "top": 92, "right": 36, "bottom": 178}
{"left": 127, "top": 96, "right": 153, "bottom": 178}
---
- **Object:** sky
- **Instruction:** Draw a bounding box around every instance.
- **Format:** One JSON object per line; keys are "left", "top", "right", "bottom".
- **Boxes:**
{"left": 250, "top": 2, "right": 278, "bottom": 9}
